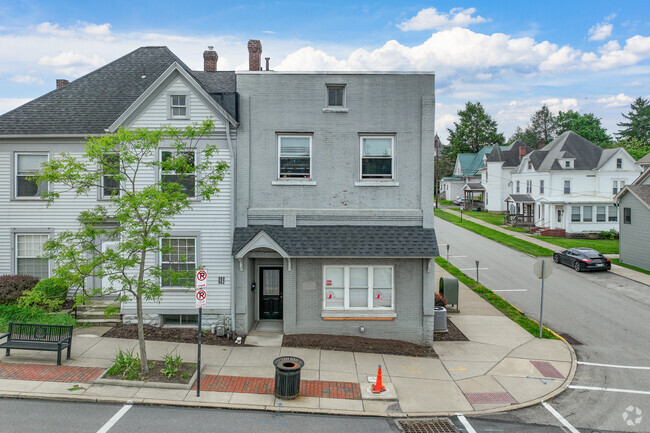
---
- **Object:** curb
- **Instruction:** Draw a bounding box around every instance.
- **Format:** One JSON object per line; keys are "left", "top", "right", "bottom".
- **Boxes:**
{"left": 0, "top": 340, "right": 577, "bottom": 419}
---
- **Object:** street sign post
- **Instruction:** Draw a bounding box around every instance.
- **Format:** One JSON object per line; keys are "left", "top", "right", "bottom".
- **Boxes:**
{"left": 533, "top": 257, "right": 553, "bottom": 339}
{"left": 195, "top": 270, "right": 208, "bottom": 397}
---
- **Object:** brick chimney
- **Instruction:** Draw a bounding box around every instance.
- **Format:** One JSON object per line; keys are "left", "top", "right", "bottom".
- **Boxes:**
{"left": 56, "top": 79, "right": 69, "bottom": 89}
{"left": 203, "top": 46, "right": 218, "bottom": 72}
{"left": 248, "top": 39, "right": 262, "bottom": 71}
{"left": 519, "top": 145, "right": 527, "bottom": 162}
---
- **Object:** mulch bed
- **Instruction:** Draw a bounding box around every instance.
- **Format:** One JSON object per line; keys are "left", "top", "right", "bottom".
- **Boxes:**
{"left": 103, "top": 324, "right": 237, "bottom": 346}
{"left": 433, "top": 318, "right": 469, "bottom": 342}
{"left": 105, "top": 360, "right": 196, "bottom": 384}
{"left": 283, "top": 334, "right": 438, "bottom": 358}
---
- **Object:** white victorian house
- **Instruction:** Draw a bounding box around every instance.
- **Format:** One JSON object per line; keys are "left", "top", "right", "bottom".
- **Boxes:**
{"left": 508, "top": 131, "right": 641, "bottom": 234}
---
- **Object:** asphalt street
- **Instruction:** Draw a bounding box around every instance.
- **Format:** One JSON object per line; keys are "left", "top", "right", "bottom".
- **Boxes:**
{"left": 435, "top": 216, "right": 650, "bottom": 433}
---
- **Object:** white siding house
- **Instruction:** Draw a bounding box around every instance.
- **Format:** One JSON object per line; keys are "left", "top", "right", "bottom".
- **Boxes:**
{"left": 510, "top": 132, "right": 641, "bottom": 233}
{"left": 0, "top": 47, "right": 238, "bottom": 328}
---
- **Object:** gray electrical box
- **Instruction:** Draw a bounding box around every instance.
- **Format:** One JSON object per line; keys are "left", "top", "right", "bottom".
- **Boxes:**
{"left": 439, "top": 277, "right": 459, "bottom": 306}
{"left": 434, "top": 306, "right": 447, "bottom": 332}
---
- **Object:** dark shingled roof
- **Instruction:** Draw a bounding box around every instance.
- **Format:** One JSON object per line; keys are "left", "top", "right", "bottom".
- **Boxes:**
{"left": 233, "top": 226, "right": 438, "bottom": 257}
{"left": 527, "top": 131, "right": 604, "bottom": 171}
{"left": 505, "top": 194, "right": 534, "bottom": 203}
{"left": 0, "top": 46, "right": 237, "bottom": 135}
{"left": 464, "top": 183, "right": 485, "bottom": 191}
{"left": 485, "top": 140, "right": 532, "bottom": 167}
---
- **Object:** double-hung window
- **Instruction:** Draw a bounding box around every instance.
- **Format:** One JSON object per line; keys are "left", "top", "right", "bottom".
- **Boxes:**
{"left": 169, "top": 95, "right": 188, "bottom": 118}
{"left": 323, "top": 266, "right": 393, "bottom": 311}
{"left": 101, "top": 154, "right": 121, "bottom": 198}
{"left": 583, "top": 206, "right": 593, "bottom": 222}
{"left": 596, "top": 206, "right": 606, "bottom": 222}
{"left": 564, "top": 180, "right": 571, "bottom": 194}
{"left": 623, "top": 208, "right": 631, "bottom": 224}
{"left": 612, "top": 180, "right": 625, "bottom": 195}
{"left": 540, "top": 180, "right": 545, "bottom": 194}
{"left": 15, "top": 153, "right": 48, "bottom": 198}
{"left": 571, "top": 206, "right": 581, "bottom": 222}
{"left": 608, "top": 205, "right": 618, "bottom": 222}
{"left": 616, "top": 158, "right": 622, "bottom": 169}
{"left": 15, "top": 234, "right": 49, "bottom": 279}
{"left": 278, "top": 136, "right": 311, "bottom": 178}
{"left": 526, "top": 180, "right": 532, "bottom": 194}
{"left": 160, "top": 150, "right": 196, "bottom": 197}
{"left": 161, "top": 237, "right": 196, "bottom": 287}
{"left": 515, "top": 181, "right": 520, "bottom": 193}
{"left": 360, "top": 136, "right": 394, "bottom": 180}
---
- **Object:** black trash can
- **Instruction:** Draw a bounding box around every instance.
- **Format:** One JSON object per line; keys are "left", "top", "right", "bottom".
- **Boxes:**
{"left": 273, "top": 356, "right": 304, "bottom": 399}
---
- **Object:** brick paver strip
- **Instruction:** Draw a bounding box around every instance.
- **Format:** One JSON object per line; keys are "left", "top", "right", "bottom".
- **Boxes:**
{"left": 0, "top": 362, "right": 104, "bottom": 383}
{"left": 194, "top": 375, "right": 361, "bottom": 399}
{"left": 464, "top": 392, "right": 518, "bottom": 405}
{"left": 530, "top": 360, "right": 564, "bottom": 379}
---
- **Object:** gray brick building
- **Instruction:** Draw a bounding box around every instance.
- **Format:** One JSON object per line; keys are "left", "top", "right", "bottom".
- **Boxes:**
{"left": 232, "top": 41, "right": 438, "bottom": 344}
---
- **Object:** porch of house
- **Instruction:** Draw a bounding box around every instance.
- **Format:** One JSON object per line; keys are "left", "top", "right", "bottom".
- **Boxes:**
{"left": 503, "top": 194, "right": 536, "bottom": 228}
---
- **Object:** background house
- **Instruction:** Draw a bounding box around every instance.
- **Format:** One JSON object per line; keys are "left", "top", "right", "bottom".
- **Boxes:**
{"left": 510, "top": 131, "right": 641, "bottom": 234}
{"left": 232, "top": 49, "right": 438, "bottom": 344}
{"left": 0, "top": 46, "right": 237, "bottom": 328}
{"left": 440, "top": 146, "right": 494, "bottom": 201}
{"left": 615, "top": 153, "right": 650, "bottom": 271}
{"left": 479, "top": 140, "right": 532, "bottom": 212}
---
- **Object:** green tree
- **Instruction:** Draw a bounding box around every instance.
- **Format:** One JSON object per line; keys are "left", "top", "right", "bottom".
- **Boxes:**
{"left": 530, "top": 105, "right": 557, "bottom": 146}
{"left": 508, "top": 126, "right": 540, "bottom": 148}
{"left": 616, "top": 137, "right": 650, "bottom": 160}
{"left": 447, "top": 101, "right": 505, "bottom": 157}
{"left": 616, "top": 97, "right": 650, "bottom": 145}
{"left": 36, "top": 120, "right": 228, "bottom": 373}
{"left": 556, "top": 110, "right": 612, "bottom": 147}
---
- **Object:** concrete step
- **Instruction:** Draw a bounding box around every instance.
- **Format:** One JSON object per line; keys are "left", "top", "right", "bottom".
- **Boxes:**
{"left": 76, "top": 318, "right": 121, "bottom": 325}
{"left": 74, "top": 311, "right": 120, "bottom": 319}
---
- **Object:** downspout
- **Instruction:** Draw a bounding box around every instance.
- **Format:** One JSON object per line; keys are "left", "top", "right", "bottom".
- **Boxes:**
{"left": 226, "top": 121, "right": 236, "bottom": 333}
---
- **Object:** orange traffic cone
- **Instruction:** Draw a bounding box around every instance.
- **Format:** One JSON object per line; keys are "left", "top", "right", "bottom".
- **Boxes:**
{"left": 371, "top": 364, "right": 386, "bottom": 393}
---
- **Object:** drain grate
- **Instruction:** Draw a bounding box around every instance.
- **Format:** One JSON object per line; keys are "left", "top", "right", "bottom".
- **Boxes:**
{"left": 559, "top": 333, "right": 582, "bottom": 346}
{"left": 396, "top": 418, "right": 459, "bottom": 433}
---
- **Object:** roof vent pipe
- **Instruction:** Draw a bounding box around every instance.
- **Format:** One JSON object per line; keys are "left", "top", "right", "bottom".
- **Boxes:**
{"left": 265, "top": 57, "right": 270, "bottom": 71}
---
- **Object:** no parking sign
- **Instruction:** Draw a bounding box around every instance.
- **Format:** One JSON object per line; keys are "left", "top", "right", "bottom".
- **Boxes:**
{"left": 195, "top": 289, "right": 207, "bottom": 308}
{"left": 195, "top": 269, "right": 208, "bottom": 288}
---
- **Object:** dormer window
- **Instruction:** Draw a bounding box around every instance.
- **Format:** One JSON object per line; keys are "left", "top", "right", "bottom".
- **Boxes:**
{"left": 527, "top": 161, "right": 532, "bottom": 170}
{"left": 169, "top": 94, "right": 189, "bottom": 118}
{"left": 565, "top": 161, "right": 570, "bottom": 168}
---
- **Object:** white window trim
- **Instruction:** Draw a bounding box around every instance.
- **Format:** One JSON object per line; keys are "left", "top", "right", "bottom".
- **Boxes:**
{"left": 160, "top": 236, "right": 197, "bottom": 289}
{"left": 159, "top": 149, "right": 198, "bottom": 199}
{"left": 563, "top": 179, "right": 571, "bottom": 194}
{"left": 322, "top": 265, "right": 394, "bottom": 312}
{"left": 168, "top": 93, "right": 190, "bottom": 119}
{"left": 13, "top": 231, "right": 51, "bottom": 278}
{"left": 277, "top": 135, "right": 313, "bottom": 180}
{"left": 359, "top": 135, "right": 395, "bottom": 181}
{"left": 14, "top": 152, "right": 49, "bottom": 200}
{"left": 582, "top": 205, "right": 593, "bottom": 222}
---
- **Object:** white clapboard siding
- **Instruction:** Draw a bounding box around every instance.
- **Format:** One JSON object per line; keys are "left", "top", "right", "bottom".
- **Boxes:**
{"left": 129, "top": 76, "right": 225, "bottom": 129}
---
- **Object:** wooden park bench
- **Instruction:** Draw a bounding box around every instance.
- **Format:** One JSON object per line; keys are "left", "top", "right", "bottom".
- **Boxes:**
{"left": 0, "top": 322, "right": 73, "bottom": 365}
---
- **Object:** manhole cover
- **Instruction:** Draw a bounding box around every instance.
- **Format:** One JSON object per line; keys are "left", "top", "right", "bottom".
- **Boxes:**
{"left": 396, "top": 419, "right": 459, "bottom": 433}
{"left": 559, "top": 333, "right": 582, "bottom": 346}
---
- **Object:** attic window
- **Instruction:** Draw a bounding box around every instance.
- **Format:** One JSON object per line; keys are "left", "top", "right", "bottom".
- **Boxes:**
{"left": 565, "top": 161, "right": 571, "bottom": 168}
{"left": 527, "top": 161, "right": 532, "bottom": 170}
{"left": 616, "top": 158, "right": 622, "bottom": 169}
{"left": 170, "top": 94, "right": 188, "bottom": 118}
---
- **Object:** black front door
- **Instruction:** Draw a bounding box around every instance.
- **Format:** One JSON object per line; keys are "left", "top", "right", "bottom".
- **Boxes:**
{"left": 259, "top": 267, "right": 282, "bottom": 320}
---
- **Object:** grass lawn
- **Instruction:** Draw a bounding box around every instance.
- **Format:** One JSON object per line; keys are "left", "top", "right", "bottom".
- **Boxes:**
{"left": 459, "top": 210, "right": 507, "bottom": 226}
{"left": 437, "top": 200, "right": 454, "bottom": 206}
{"left": 0, "top": 304, "right": 77, "bottom": 332}
{"left": 435, "top": 257, "right": 559, "bottom": 339}
{"left": 611, "top": 259, "right": 650, "bottom": 275}
{"left": 434, "top": 209, "right": 554, "bottom": 257}
{"left": 532, "top": 236, "right": 619, "bottom": 254}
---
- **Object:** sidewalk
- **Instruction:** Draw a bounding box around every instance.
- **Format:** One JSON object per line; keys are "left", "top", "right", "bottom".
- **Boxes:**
{"left": 442, "top": 208, "right": 650, "bottom": 286}
{"left": 0, "top": 264, "right": 575, "bottom": 417}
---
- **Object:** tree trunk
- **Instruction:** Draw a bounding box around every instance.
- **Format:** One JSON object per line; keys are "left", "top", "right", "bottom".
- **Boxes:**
{"left": 136, "top": 293, "right": 148, "bottom": 374}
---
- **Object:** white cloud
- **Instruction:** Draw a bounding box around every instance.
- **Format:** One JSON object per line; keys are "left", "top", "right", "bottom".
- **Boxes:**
{"left": 597, "top": 93, "right": 634, "bottom": 107}
{"left": 10, "top": 75, "right": 43, "bottom": 84}
{"left": 588, "top": 22, "right": 613, "bottom": 41}
{"left": 624, "top": 80, "right": 643, "bottom": 87}
{"left": 398, "top": 7, "right": 486, "bottom": 31}
{"left": 276, "top": 46, "right": 347, "bottom": 70}
{"left": 541, "top": 98, "right": 579, "bottom": 113}
{"left": 38, "top": 52, "right": 106, "bottom": 76}
{"left": 0, "top": 97, "right": 33, "bottom": 113}
{"left": 35, "top": 22, "right": 74, "bottom": 37}
{"left": 261, "top": 30, "right": 276, "bottom": 34}
{"left": 81, "top": 23, "right": 114, "bottom": 41}
{"left": 476, "top": 73, "right": 492, "bottom": 80}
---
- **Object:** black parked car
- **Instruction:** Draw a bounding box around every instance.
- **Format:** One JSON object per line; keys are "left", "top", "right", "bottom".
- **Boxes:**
{"left": 553, "top": 247, "right": 611, "bottom": 272}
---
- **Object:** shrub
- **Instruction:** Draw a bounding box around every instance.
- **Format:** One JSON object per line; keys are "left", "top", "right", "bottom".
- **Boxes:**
{"left": 600, "top": 229, "right": 618, "bottom": 240}
{"left": 107, "top": 349, "right": 142, "bottom": 381}
{"left": 0, "top": 275, "right": 40, "bottom": 305}
{"left": 18, "top": 277, "right": 69, "bottom": 311}
{"left": 160, "top": 353, "right": 183, "bottom": 378}
{"left": 435, "top": 293, "right": 447, "bottom": 307}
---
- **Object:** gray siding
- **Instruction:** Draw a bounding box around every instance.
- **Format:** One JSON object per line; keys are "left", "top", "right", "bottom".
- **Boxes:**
{"left": 235, "top": 72, "right": 435, "bottom": 228}
{"left": 619, "top": 193, "right": 650, "bottom": 271}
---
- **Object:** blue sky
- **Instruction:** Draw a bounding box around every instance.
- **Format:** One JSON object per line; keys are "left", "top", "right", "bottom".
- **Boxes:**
{"left": 1, "top": 1, "right": 650, "bottom": 141}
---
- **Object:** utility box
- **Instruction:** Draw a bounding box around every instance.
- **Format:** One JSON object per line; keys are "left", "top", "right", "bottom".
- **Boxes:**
{"left": 434, "top": 306, "right": 447, "bottom": 332}
{"left": 439, "top": 277, "right": 459, "bottom": 306}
